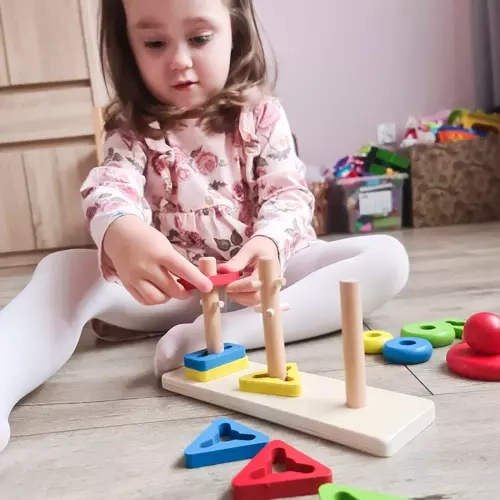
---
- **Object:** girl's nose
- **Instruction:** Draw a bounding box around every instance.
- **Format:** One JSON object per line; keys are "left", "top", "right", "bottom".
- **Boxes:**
{"left": 170, "top": 44, "right": 193, "bottom": 71}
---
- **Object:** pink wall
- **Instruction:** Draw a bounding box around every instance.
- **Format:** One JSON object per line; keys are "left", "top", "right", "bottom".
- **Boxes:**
{"left": 254, "top": 0, "right": 478, "bottom": 167}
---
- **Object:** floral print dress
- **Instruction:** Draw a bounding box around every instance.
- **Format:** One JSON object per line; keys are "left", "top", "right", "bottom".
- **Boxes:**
{"left": 80, "top": 95, "right": 317, "bottom": 282}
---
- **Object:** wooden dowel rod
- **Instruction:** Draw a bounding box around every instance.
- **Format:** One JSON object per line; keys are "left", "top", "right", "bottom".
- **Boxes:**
{"left": 258, "top": 257, "right": 287, "bottom": 380}
{"left": 199, "top": 257, "right": 224, "bottom": 354}
{"left": 339, "top": 280, "right": 367, "bottom": 409}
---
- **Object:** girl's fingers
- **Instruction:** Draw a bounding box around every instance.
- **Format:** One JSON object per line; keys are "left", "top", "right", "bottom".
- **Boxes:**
{"left": 162, "top": 251, "right": 213, "bottom": 294}
{"left": 226, "top": 275, "right": 260, "bottom": 294}
{"left": 143, "top": 265, "right": 190, "bottom": 301}
{"left": 227, "top": 290, "right": 261, "bottom": 308}
{"left": 161, "top": 270, "right": 192, "bottom": 300}
{"left": 226, "top": 266, "right": 260, "bottom": 294}
{"left": 124, "top": 281, "right": 162, "bottom": 306}
{"left": 136, "top": 279, "right": 170, "bottom": 305}
{"left": 125, "top": 284, "right": 149, "bottom": 305}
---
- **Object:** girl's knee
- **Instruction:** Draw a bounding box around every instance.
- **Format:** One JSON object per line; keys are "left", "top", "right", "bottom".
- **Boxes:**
{"left": 370, "top": 234, "right": 409, "bottom": 293}
{"left": 34, "top": 249, "right": 99, "bottom": 281}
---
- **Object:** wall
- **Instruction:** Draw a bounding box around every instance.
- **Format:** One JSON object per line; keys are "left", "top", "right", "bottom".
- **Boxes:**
{"left": 254, "top": 0, "right": 477, "bottom": 167}
{"left": 472, "top": 0, "right": 500, "bottom": 111}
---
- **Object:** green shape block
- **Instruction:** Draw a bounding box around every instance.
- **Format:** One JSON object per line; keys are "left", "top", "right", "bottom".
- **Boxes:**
{"left": 373, "top": 216, "right": 400, "bottom": 229}
{"left": 368, "top": 163, "right": 387, "bottom": 175}
{"left": 400, "top": 321, "right": 455, "bottom": 347}
{"left": 318, "top": 483, "right": 410, "bottom": 499}
{"left": 373, "top": 148, "right": 410, "bottom": 170}
{"left": 441, "top": 318, "right": 466, "bottom": 339}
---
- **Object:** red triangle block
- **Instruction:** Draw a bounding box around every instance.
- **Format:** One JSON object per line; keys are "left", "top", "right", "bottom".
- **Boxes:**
{"left": 232, "top": 440, "right": 333, "bottom": 500}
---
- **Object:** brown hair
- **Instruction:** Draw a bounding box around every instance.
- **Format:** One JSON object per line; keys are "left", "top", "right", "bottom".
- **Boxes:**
{"left": 99, "top": 0, "right": 276, "bottom": 138}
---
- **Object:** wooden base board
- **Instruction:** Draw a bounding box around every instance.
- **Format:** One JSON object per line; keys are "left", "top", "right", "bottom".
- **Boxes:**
{"left": 161, "top": 362, "right": 435, "bottom": 457}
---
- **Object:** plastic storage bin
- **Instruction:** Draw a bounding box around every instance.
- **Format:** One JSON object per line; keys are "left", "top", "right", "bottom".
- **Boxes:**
{"left": 327, "top": 173, "right": 408, "bottom": 233}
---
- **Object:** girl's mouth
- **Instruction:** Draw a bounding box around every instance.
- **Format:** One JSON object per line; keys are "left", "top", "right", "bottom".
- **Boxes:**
{"left": 173, "top": 81, "right": 197, "bottom": 91}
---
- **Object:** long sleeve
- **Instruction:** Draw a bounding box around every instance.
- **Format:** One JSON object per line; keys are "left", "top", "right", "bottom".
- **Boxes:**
{"left": 250, "top": 98, "right": 316, "bottom": 271}
{"left": 80, "top": 129, "right": 152, "bottom": 279}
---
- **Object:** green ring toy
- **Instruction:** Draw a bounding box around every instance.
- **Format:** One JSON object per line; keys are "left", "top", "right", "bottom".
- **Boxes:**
{"left": 441, "top": 318, "right": 465, "bottom": 339}
{"left": 400, "top": 321, "right": 455, "bottom": 347}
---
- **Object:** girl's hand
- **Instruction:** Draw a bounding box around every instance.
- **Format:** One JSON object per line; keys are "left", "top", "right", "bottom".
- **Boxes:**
{"left": 102, "top": 215, "right": 213, "bottom": 305}
{"left": 218, "top": 236, "right": 280, "bottom": 307}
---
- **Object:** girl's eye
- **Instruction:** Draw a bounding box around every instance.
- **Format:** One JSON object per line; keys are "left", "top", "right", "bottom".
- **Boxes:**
{"left": 189, "top": 34, "right": 212, "bottom": 47}
{"left": 145, "top": 41, "right": 165, "bottom": 50}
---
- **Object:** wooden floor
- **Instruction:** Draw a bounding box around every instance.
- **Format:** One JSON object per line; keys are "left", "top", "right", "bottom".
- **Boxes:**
{"left": 1, "top": 223, "right": 500, "bottom": 499}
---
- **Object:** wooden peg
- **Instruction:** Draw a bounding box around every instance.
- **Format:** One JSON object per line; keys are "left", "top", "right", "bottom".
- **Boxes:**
{"left": 274, "top": 278, "right": 286, "bottom": 289}
{"left": 199, "top": 257, "right": 224, "bottom": 354}
{"left": 251, "top": 280, "right": 262, "bottom": 290}
{"left": 339, "top": 280, "right": 367, "bottom": 409}
{"left": 265, "top": 308, "right": 275, "bottom": 318}
{"left": 258, "top": 257, "right": 287, "bottom": 380}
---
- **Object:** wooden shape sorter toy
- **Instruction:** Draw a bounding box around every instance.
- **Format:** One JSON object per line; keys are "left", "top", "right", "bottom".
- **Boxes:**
{"left": 318, "top": 483, "right": 410, "bottom": 499}
{"left": 231, "top": 439, "right": 333, "bottom": 500}
{"left": 183, "top": 417, "right": 270, "bottom": 469}
{"left": 238, "top": 256, "right": 299, "bottom": 397}
{"left": 182, "top": 257, "right": 249, "bottom": 382}
{"left": 162, "top": 256, "right": 436, "bottom": 457}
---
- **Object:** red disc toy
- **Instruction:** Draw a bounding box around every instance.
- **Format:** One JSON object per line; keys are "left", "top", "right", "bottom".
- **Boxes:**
{"left": 446, "top": 342, "right": 500, "bottom": 381}
{"left": 177, "top": 271, "right": 241, "bottom": 291}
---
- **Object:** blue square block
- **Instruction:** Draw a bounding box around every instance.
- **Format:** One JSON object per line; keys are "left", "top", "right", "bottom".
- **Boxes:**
{"left": 184, "top": 417, "right": 270, "bottom": 468}
{"left": 184, "top": 343, "right": 246, "bottom": 372}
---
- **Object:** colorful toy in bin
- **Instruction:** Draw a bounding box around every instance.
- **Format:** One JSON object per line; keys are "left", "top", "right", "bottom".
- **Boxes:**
{"left": 436, "top": 126, "right": 484, "bottom": 143}
{"left": 363, "top": 147, "right": 409, "bottom": 176}
{"left": 448, "top": 108, "right": 500, "bottom": 134}
{"left": 337, "top": 173, "right": 407, "bottom": 233}
{"left": 333, "top": 155, "right": 366, "bottom": 179}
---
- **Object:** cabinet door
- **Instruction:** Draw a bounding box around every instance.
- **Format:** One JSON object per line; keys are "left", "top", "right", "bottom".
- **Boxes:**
{"left": 0, "top": 9, "right": 9, "bottom": 87}
{"left": 0, "top": 85, "right": 94, "bottom": 146}
{"left": 79, "top": 0, "right": 110, "bottom": 107}
{"left": 23, "top": 141, "right": 96, "bottom": 249}
{"left": 0, "top": 151, "right": 36, "bottom": 252}
{"left": 1, "top": 0, "right": 89, "bottom": 85}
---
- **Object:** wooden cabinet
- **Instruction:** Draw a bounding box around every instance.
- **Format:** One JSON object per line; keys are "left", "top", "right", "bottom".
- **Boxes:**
{"left": 0, "top": 85, "right": 95, "bottom": 145}
{"left": 0, "top": 0, "right": 107, "bottom": 258}
{"left": 0, "top": 8, "right": 8, "bottom": 87}
{"left": 24, "top": 141, "right": 95, "bottom": 249}
{"left": 1, "top": 0, "right": 89, "bottom": 85}
{"left": 0, "top": 151, "right": 35, "bottom": 253}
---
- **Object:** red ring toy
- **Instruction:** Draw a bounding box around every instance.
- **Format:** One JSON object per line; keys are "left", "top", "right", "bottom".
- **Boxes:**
{"left": 446, "top": 342, "right": 500, "bottom": 381}
{"left": 177, "top": 271, "right": 241, "bottom": 291}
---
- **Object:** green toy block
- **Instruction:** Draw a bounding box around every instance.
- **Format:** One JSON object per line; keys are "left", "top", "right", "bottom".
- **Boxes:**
{"left": 318, "top": 483, "right": 410, "bottom": 499}
{"left": 373, "top": 148, "right": 409, "bottom": 170}
{"left": 368, "top": 163, "right": 388, "bottom": 176}
{"left": 441, "top": 318, "right": 466, "bottom": 339}
{"left": 365, "top": 146, "right": 410, "bottom": 175}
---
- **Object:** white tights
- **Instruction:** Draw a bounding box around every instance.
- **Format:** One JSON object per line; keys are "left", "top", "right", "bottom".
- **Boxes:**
{"left": 0, "top": 234, "right": 409, "bottom": 452}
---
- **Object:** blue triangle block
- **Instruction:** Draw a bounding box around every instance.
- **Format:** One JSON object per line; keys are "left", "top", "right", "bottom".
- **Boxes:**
{"left": 184, "top": 417, "right": 270, "bottom": 469}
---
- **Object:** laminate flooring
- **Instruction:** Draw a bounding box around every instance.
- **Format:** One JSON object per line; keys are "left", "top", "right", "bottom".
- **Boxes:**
{"left": 1, "top": 223, "right": 500, "bottom": 499}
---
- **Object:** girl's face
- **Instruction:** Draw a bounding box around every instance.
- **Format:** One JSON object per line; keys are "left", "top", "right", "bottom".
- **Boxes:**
{"left": 124, "top": 0, "right": 233, "bottom": 111}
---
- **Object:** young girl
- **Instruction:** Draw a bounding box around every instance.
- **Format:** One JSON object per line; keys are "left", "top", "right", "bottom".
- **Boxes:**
{"left": 0, "top": 0, "right": 409, "bottom": 452}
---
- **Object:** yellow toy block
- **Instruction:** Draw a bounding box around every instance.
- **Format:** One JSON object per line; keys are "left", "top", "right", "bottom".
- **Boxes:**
{"left": 363, "top": 330, "right": 393, "bottom": 354}
{"left": 239, "top": 362, "right": 301, "bottom": 397}
{"left": 185, "top": 356, "right": 249, "bottom": 382}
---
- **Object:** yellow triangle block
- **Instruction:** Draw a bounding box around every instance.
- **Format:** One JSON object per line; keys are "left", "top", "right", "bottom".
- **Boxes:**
{"left": 238, "top": 362, "right": 301, "bottom": 397}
